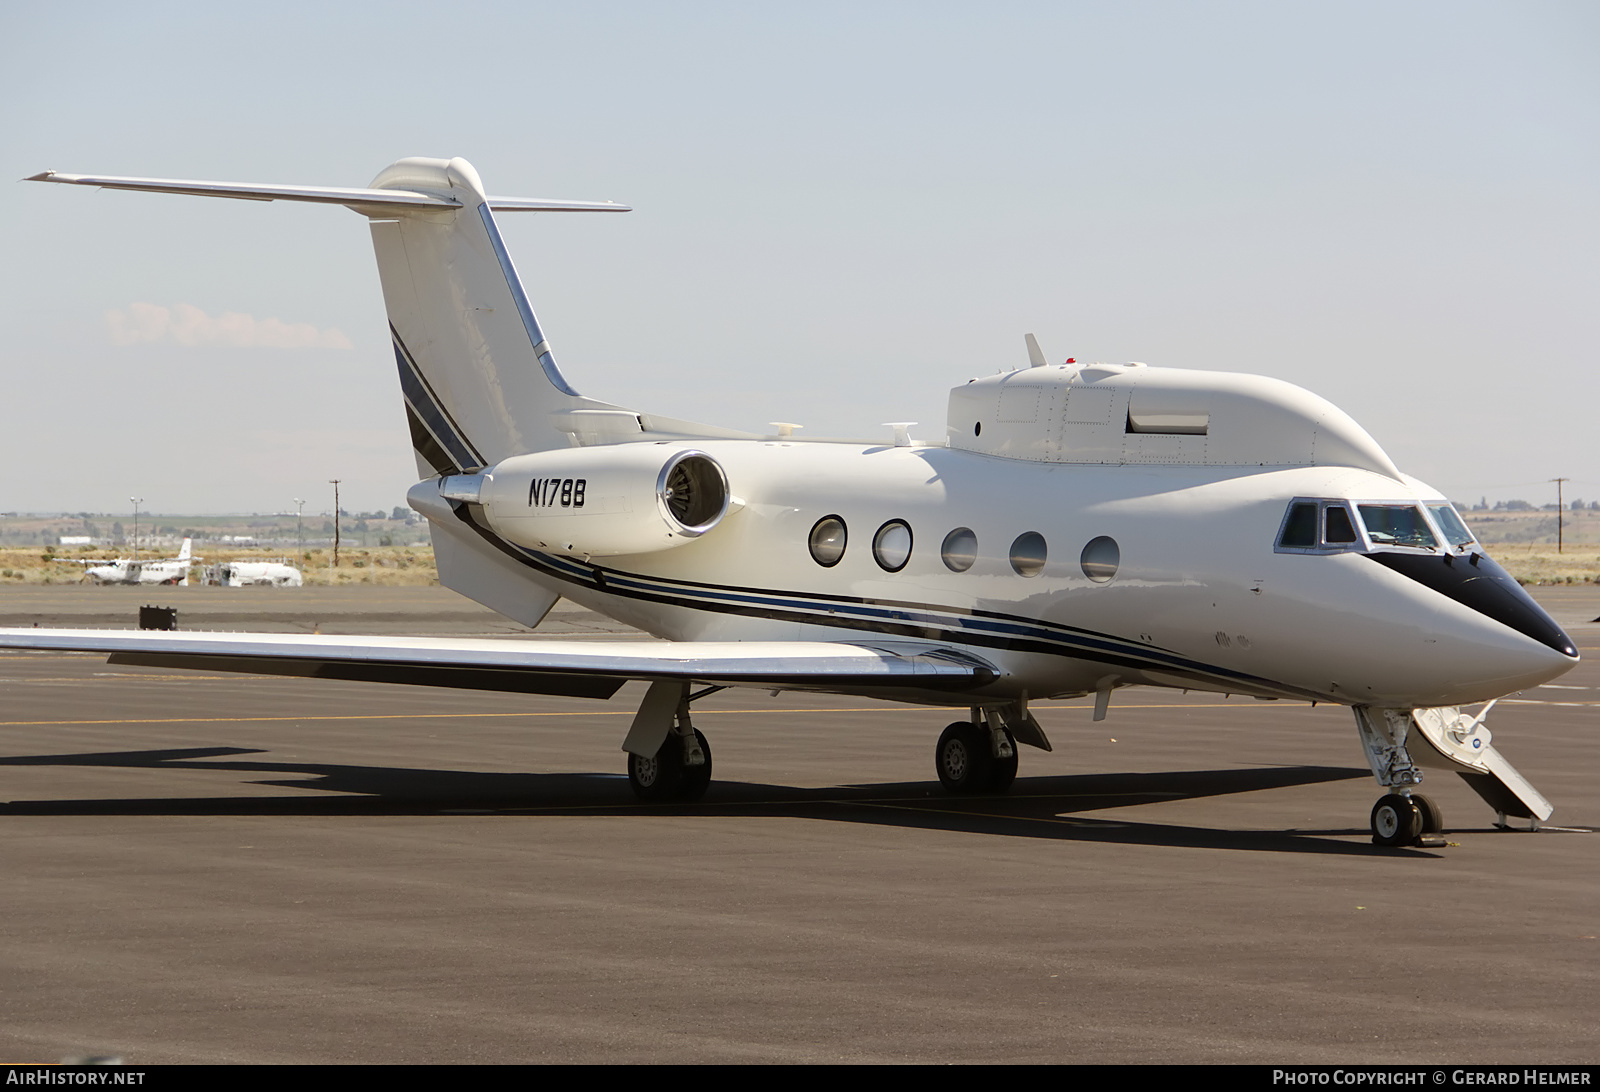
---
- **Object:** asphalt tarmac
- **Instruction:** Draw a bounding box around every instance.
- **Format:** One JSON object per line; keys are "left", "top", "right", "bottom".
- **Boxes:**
{"left": 0, "top": 585, "right": 1595, "bottom": 1064}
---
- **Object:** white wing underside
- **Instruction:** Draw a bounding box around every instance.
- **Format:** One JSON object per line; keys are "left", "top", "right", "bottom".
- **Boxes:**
{"left": 0, "top": 628, "right": 998, "bottom": 701}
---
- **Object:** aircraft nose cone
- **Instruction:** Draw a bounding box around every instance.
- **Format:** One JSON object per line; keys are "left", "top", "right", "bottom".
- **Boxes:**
{"left": 1347, "top": 550, "right": 1578, "bottom": 705}
{"left": 1364, "top": 551, "right": 1577, "bottom": 657}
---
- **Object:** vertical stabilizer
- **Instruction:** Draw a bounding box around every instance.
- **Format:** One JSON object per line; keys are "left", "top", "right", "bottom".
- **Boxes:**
{"left": 25, "top": 157, "right": 744, "bottom": 627}
{"left": 364, "top": 157, "right": 616, "bottom": 476}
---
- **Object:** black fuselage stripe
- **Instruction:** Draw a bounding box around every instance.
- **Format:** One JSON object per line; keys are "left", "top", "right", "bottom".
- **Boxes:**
{"left": 446, "top": 504, "right": 1332, "bottom": 702}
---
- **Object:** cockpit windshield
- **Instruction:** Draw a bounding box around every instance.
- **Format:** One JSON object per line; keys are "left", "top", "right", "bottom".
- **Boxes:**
{"left": 1426, "top": 503, "right": 1477, "bottom": 548}
{"left": 1357, "top": 505, "right": 1438, "bottom": 549}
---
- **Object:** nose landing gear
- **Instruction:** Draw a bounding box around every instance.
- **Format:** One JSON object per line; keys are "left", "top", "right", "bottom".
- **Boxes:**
{"left": 1353, "top": 704, "right": 1539, "bottom": 847}
{"left": 1371, "top": 793, "right": 1421, "bottom": 847}
{"left": 1369, "top": 791, "right": 1445, "bottom": 847}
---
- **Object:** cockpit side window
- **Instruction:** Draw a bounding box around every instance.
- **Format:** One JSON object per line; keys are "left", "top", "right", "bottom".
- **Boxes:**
{"left": 1276, "top": 499, "right": 1362, "bottom": 553}
{"left": 1427, "top": 503, "right": 1476, "bottom": 548}
{"left": 1324, "top": 505, "right": 1358, "bottom": 544}
{"left": 1358, "top": 505, "right": 1438, "bottom": 549}
{"left": 1279, "top": 503, "right": 1318, "bottom": 548}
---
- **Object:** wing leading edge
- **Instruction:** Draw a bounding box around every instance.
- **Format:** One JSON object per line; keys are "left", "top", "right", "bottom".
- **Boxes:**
{"left": 0, "top": 629, "right": 998, "bottom": 700}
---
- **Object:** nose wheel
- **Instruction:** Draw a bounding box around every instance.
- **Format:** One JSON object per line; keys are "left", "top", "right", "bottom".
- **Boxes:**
{"left": 1370, "top": 792, "right": 1442, "bottom": 847}
{"left": 1370, "top": 794, "right": 1421, "bottom": 846}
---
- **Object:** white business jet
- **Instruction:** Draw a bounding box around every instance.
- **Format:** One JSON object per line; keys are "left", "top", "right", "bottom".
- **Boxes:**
{"left": 77, "top": 538, "right": 196, "bottom": 586}
{"left": 5, "top": 158, "right": 1578, "bottom": 846}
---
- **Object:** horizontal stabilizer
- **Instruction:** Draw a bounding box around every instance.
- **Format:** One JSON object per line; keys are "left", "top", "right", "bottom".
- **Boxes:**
{"left": 0, "top": 629, "right": 999, "bottom": 699}
{"left": 25, "top": 171, "right": 630, "bottom": 214}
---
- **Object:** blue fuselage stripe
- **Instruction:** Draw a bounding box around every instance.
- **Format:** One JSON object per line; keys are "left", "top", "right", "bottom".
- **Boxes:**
{"left": 447, "top": 506, "right": 1330, "bottom": 701}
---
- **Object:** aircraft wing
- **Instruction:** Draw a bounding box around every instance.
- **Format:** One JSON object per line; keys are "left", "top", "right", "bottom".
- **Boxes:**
{"left": 0, "top": 628, "right": 998, "bottom": 700}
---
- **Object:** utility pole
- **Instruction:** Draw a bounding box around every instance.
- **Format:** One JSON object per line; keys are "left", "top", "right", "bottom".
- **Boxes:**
{"left": 293, "top": 498, "right": 305, "bottom": 567}
{"left": 1552, "top": 478, "right": 1569, "bottom": 554}
{"left": 329, "top": 480, "right": 342, "bottom": 569}
{"left": 129, "top": 497, "right": 143, "bottom": 560}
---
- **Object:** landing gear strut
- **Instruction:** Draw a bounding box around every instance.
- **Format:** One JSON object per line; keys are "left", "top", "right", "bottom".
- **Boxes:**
{"left": 623, "top": 681, "right": 717, "bottom": 803}
{"left": 1354, "top": 707, "right": 1432, "bottom": 847}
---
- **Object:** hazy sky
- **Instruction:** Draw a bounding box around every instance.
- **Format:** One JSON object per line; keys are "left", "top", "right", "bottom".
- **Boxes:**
{"left": 3, "top": 2, "right": 1596, "bottom": 515}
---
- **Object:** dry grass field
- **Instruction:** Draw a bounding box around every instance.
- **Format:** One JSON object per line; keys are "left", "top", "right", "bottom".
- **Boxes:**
{"left": 0, "top": 545, "right": 438, "bottom": 587}
{"left": 1474, "top": 543, "right": 1600, "bottom": 585}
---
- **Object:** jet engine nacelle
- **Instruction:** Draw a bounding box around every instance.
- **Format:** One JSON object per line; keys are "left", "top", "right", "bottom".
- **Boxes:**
{"left": 460, "top": 446, "right": 731, "bottom": 557}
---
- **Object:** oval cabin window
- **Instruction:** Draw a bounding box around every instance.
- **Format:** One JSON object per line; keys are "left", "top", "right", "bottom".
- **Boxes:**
{"left": 1009, "top": 532, "right": 1047, "bottom": 577}
{"left": 808, "top": 516, "right": 848, "bottom": 567}
{"left": 872, "top": 520, "right": 913, "bottom": 572}
{"left": 941, "top": 528, "right": 978, "bottom": 572}
{"left": 1080, "top": 536, "right": 1119, "bottom": 583}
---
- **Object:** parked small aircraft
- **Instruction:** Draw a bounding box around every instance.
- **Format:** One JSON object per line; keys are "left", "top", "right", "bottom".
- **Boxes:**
{"left": 204, "top": 560, "right": 304, "bottom": 588}
{"left": 76, "top": 538, "right": 196, "bottom": 586}
{"left": 4, "top": 158, "right": 1578, "bottom": 845}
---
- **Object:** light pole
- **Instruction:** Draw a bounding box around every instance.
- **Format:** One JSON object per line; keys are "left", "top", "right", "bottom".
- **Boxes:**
{"left": 329, "top": 480, "right": 342, "bottom": 570}
{"left": 293, "top": 498, "right": 306, "bottom": 567}
{"left": 1552, "top": 478, "right": 1570, "bottom": 554}
{"left": 129, "top": 497, "right": 143, "bottom": 560}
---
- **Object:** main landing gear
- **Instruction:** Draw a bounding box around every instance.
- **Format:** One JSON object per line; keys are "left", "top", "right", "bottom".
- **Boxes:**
{"left": 628, "top": 728, "right": 712, "bottom": 803}
{"left": 935, "top": 721, "right": 1017, "bottom": 793}
{"left": 933, "top": 703, "right": 1050, "bottom": 795}
{"left": 622, "top": 681, "right": 718, "bottom": 803}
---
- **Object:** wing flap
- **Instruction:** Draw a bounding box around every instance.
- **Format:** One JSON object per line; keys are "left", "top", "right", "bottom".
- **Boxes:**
{"left": 0, "top": 629, "right": 998, "bottom": 696}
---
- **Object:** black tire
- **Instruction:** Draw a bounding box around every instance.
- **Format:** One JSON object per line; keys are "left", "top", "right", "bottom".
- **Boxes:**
{"left": 629, "top": 739, "right": 686, "bottom": 802}
{"left": 935, "top": 721, "right": 993, "bottom": 794}
{"left": 987, "top": 728, "right": 1018, "bottom": 793}
{"left": 681, "top": 729, "right": 712, "bottom": 802}
{"left": 1412, "top": 794, "right": 1444, "bottom": 835}
{"left": 628, "top": 731, "right": 712, "bottom": 802}
{"left": 1371, "top": 793, "right": 1422, "bottom": 847}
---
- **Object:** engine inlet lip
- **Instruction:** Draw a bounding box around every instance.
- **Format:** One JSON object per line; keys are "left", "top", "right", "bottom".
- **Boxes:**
{"left": 655, "top": 449, "right": 730, "bottom": 537}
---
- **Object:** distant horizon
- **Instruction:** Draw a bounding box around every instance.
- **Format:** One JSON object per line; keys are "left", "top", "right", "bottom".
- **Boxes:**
{"left": 4, "top": 4, "right": 1596, "bottom": 511}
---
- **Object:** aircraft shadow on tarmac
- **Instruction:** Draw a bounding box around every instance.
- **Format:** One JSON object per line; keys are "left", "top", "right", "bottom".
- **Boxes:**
{"left": 0, "top": 745, "right": 1416, "bottom": 856}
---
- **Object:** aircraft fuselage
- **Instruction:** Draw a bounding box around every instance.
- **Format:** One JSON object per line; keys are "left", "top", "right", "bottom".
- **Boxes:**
{"left": 435, "top": 437, "right": 1574, "bottom": 711}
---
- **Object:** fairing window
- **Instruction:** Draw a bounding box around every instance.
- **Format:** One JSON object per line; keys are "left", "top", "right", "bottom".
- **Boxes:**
{"left": 1358, "top": 505, "right": 1438, "bottom": 550}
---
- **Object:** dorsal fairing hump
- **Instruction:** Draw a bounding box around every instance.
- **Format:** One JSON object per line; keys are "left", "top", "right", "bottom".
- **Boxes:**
{"left": 947, "top": 362, "right": 1402, "bottom": 477}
